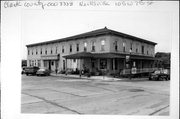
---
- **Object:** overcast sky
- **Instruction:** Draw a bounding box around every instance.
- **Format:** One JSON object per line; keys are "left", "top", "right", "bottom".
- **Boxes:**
{"left": 21, "top": 2, "right": 178, "bottom": 59}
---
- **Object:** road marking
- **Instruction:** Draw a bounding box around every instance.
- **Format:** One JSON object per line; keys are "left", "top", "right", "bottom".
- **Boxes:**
{"left": 149, "top": 105, "right": 169, "bottom": 115}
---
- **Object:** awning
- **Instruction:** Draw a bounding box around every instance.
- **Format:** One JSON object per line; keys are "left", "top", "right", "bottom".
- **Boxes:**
{"left": 63, "top": 52, "right": 156, "bottom": 60}
{"left": 63, "top": 52, "right": 93, "bottom": 59}
{"left": 63, "top": 52, "right": 125, "bottom": 59}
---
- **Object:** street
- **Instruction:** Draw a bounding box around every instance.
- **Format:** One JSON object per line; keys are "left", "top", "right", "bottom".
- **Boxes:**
{"left": 21, "top": 75, "right": 170, "bottom": 115}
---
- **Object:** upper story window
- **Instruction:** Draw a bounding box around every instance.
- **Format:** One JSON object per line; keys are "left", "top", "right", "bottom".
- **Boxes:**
{"left": 51, "top": 48, "right": 53, "bottom": 54}
{"left": 130, "top": 42, "right": 133, "bottom": 51}
{"left": 114, "top": 41, "right": 118, "bottom": 51}
{"left": 84, "top": 42, "right": 87, "bottom": 52}
{"left": 141, "top": 45, "right": 144, "bottom": 54}
{"left": 32, "top": 50, "right": 33, "bottom": 55}
{"left": 101, "top": 40, "right": 105, "bottom": 51}
{"left": 147, "top": 50, "right": 149, "bottom": 55}
{"left": 91, "top": 41, "right": 95, "bottom": 52}
{"left": 28, "top": 50, "right": 30, "bottom": 55}
{"left": 62, "top": 45, "right": 64, "bottom": 53}
{"left": 76, "top": 43, "right": 79, "bottom": 52}
{"left": 123, "top": 42, "right": 126, "bottom": 52}
{"left": 45, "top": 48, "right": 47, "bottom": 55}
{"left": 136, "top": 48, "right": 138, "bottom": 53}
{"left": 40, "top": 48, "right": 42, "bottom": 54}
{"left": 55, "top": 47, "right": 58, "bottom": 54}
{"left": 70, "top": 44, "right": 72, "bottom": 52}
{"left": 36, "top": 49, "right": 38, "bottom": 55}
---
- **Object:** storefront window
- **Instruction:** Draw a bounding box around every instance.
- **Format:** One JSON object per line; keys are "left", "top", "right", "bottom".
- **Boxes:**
{"left": 100, "top": 59, "right": 107, "bottom": 69}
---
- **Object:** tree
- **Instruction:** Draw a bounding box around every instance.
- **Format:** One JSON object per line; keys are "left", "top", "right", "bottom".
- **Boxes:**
{"left": 154, "top": 52, "right": 170, "bottom": 68}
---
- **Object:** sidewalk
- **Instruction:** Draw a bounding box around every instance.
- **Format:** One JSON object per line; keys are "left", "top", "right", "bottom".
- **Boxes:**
{"left": 50, "top": 73, "right": 135, "bottom": 81}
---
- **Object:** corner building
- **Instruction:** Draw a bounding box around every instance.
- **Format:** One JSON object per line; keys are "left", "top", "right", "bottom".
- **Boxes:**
{"left": 26, "top": 27, "right": 157, "bottom": 75}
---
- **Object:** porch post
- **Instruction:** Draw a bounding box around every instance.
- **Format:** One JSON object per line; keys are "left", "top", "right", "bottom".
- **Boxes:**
{"left": 65, "top": 58, "right": 67, "bottom": 75}
{"left": 79, "top": 58, "right": 81, "bottom": 78}
{"left": 113, "top": 58, "right": 115, "bottom": 72}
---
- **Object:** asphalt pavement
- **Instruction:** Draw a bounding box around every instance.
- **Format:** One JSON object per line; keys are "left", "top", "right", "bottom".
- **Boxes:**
{"left": 21, "top": 74, "right": 170, "bottom": 115}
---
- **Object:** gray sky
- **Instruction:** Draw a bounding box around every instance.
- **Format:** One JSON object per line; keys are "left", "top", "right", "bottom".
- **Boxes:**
{"left": 21, "top": 2, "right": 178, "bottom": 59}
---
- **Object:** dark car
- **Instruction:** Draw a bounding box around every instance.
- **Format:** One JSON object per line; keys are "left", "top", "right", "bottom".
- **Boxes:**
{"left": 21, "top": 66, "right": 27, "bottom": 74}
{"left": 36, "top": 68, "right": 51, "bottom": 76}
{"left": 25, "top": 67, "right": 39, "bottom": 76}
{"left": 149, "top": 69, "right": 170, "bottom": 81}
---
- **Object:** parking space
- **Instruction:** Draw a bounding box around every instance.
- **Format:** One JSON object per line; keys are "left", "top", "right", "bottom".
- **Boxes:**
{"left": 21, "top": 75, "right": 170, "bottom": 115}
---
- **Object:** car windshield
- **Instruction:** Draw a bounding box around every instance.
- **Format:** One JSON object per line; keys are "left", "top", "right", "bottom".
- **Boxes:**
{"left": 154, "top": 70, "right": 161, "bottom": 74}
{"left": 38, "top": 68, "right": 46, "bottom": 71}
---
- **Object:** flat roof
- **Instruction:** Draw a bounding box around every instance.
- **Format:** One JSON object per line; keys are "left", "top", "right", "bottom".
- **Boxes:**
{"left": 26, "top": 27, "right": 157, "bottom": 47}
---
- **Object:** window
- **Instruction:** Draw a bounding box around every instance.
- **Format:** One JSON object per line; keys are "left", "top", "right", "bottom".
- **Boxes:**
{"left": 136, "top": 43, "right": 139, "bottom": 53}
{"left": 55, "top": 47, "right": 58, "bottom": 54}
{"left": 136, "top": 48, "right": 138, "bottom": 53}
{"left": 114, "top": 41, "right": 118, "bottom": 51}
{"left": 36, "top": 49, "right": 38, "bottom": 55}
{"left": 40, "top": 48, "right": 42, "bottom": 54}
{"left": 32, "top": 50, "right": 33, "bottom": 55}
{"left": 147, "top": 50, "right": 149, "bottom": 55}
{"left": 51, "top": 61, "right": 54, "bottom": 65}
{"left": 91, "top": 41, "right": 95, "bottom": 52}
{"left": 115, "top": 59, "right": 118, "bottom": 70}
{"left": 63, "top": 60, "right": 65, "bottom": 70}
{"left": 76, "top": 44, "right": 79, "bottom": 52}
{"left": 101, "top": 40, "right": 105, "bottom": 51}
{"left": 51, "top": 48, "right": 53, "bottom": 54}
{"left": 84, "top": 42, "right": 87, "bottom": 52}
{"left": 130, "top": 42, "right": 133, "bottom": 51}
{"left": 29, "top": 60, "right": 31, "bottom": 66}
{"left": 70, "top": 44, "right": 72, "bottom": 52}
{"left": 100, "top": 59, "right": 107, "bottom": 69}
{"left": 28, "top": 50, "right": 30, "bottom": 55}
{"left": 38, "top": 60, "right": 41, "bottom": 67}
{"left": 62, "top": 46, "right": 64, "bottom": 53}
{"left": 123, "top": 42, "right": 126, "bottom": 52}
{"left": 142, "top": 45, "right": 144, "bottom": 54}
{"left": 45, "top": 48, "right": 47, "bottom": 54}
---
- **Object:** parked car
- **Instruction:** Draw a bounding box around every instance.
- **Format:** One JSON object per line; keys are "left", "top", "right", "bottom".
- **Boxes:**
{"left": 21, "top": 66, "right": 27, "bottom": 74}
{"left": 36, "top": 68, "right": 51, "bottom": 76}
{"left": 25, "top": 66, "right": 39, "bottom": 76}
{"left": 149, "top": 69, "right": 170, "bottom": 81}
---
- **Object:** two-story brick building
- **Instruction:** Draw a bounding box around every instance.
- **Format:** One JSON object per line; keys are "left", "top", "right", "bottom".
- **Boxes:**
{"left": 26, "top": 27, "right": 157, "bottom": 75}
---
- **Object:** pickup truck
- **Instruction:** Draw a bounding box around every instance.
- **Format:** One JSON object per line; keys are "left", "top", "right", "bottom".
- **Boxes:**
{"left": 149, "top": 69, "right": 170, "bottom": 81}
{"left": 24, "top": 66, "right": 39, "bottom": 76}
